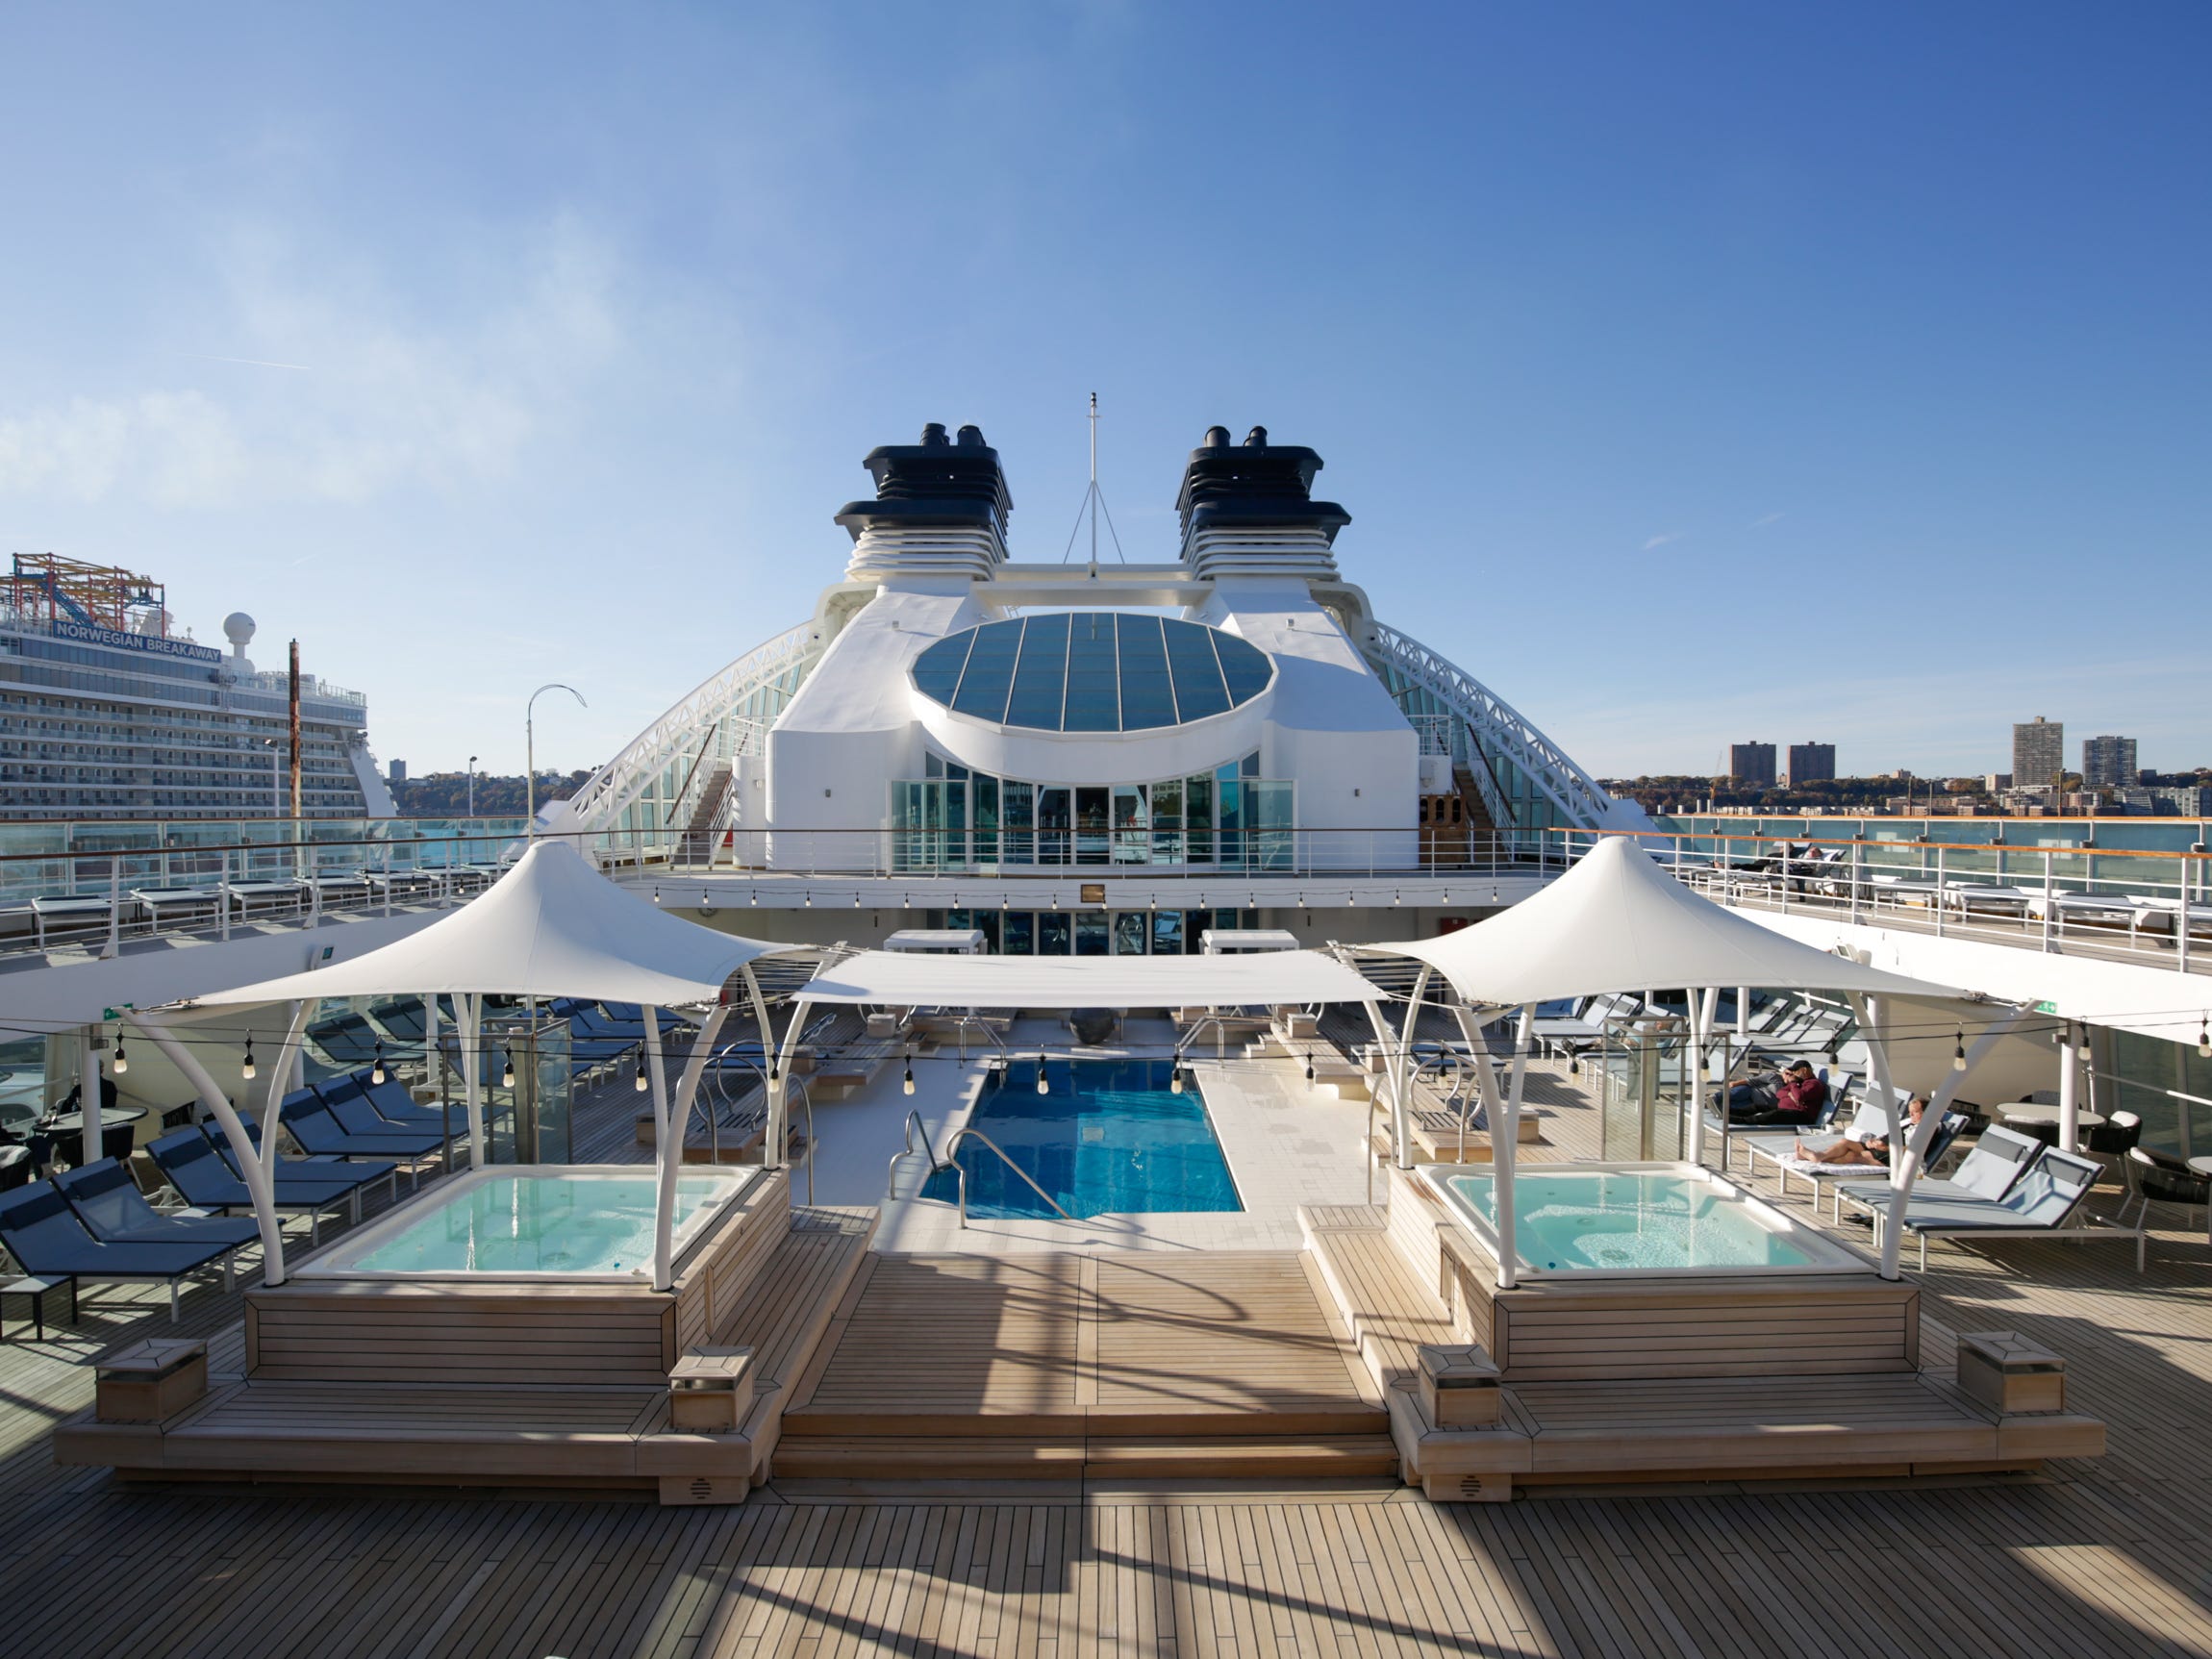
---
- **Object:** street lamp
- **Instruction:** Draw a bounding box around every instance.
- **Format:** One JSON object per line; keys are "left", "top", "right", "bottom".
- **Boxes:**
{"left": 466, "top": 755, "right": 478, "bottom": 818}
{"left": 525, "top": 685, "right": 587, "bottom": 834}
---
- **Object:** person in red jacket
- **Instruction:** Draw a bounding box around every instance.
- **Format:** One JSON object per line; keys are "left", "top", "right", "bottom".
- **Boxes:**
{"left": 1727, "top": 1061, "right": 1829, "bottom": 1125}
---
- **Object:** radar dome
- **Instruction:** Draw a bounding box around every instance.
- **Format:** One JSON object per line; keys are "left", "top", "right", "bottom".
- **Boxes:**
{"left": 222, "top": 613, "right": 256, "bottom": 647}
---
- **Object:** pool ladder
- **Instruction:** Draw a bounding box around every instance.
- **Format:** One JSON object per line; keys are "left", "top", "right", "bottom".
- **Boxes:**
{"left": 890, "top": 1110, "right": 1072, "bottom": 1228}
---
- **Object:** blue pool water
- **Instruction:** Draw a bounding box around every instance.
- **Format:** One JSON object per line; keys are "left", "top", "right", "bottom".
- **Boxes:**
{"left": 922, "top": 1058, "right": 1243, "bottom": 1219}
{"left": 1440, "top": 1169, "right": 1830, "bottom": 1272}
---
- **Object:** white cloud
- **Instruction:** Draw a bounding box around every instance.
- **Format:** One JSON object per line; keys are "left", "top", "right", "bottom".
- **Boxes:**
{"left": 0, "top": 217, "right": 622, "bottom": 507}
{"left": 1749, "top": 511, "right": 1786, "bottom": 528}
{"left": 1642, "top": 532, "right": 1683, "bottom": 551}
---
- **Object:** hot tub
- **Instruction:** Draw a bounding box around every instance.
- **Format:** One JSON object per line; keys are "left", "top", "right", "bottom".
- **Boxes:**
{"left": 1420, "top": 1161, "right": 1869, "bottom": 1279}
{"left": 296, "top": 1164, "right": 759, "bottom": 1282}
{"left": 1409, "top": 1161, "right": 1908, "bottom": 1382}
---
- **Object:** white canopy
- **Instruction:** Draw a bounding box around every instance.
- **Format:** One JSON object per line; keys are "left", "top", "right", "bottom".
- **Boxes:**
{"left": 1371, "top": 835, "right": 1965, "bottom": 1006}
{"left": 794, "top": 947, "right": 1382, "bottom": 1009}
{"left": 188, "top": 839, "right": 799, "bottom": 1008}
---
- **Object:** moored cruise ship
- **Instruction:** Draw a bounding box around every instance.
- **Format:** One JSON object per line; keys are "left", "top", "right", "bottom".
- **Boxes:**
{"left": 0, "top": 553, "right": 392, "bottom": 821}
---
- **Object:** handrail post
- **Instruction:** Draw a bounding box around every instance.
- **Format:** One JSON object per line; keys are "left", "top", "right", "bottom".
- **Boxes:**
{"left": 1935, "top": 845, "right": 1947, "bottom": 938}
{"left": 2042, "top": 849, "right": 2054, "bottom": 952}
{"left": 2180, "top": 852, "right": 2193, "bottom": 975}
{"left": 103, "top": 855, "right": 121, "bottom": 959}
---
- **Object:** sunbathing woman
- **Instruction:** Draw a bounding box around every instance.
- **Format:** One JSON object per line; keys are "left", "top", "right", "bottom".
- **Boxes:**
{"left": 1794, "top": 1097, "right": 1926, "bottom": 1167}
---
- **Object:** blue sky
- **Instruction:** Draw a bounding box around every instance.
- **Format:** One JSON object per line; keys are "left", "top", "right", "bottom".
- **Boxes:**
{"left": 1, "top": 3, "right": 2205, "bottom": 782}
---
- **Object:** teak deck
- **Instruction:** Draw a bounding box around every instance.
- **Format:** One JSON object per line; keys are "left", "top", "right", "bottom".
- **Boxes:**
{"left": 9, "top": 1051, "right": 2203, "bottom": 1657}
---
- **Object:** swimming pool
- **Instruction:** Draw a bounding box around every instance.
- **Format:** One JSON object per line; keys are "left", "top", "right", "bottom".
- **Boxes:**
{"left": 298, "top": 1165, "right": 757, "bottom": 1280}
{"left": 1421, "top": 1162, "right": 1866, "bottom": 1276}
{"left": 924, "top": 1057, "right": 1243, "bottom": 1219}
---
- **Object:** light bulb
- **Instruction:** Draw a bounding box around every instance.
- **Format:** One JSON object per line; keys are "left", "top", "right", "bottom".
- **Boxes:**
{"left": 698, "top": 891, "right": 715, "bottom": 917}
{"left": 2199, "top": 1018, "right": 2210, "bottom": 1059}
{"left": 1170, "top": 1068, "right": 1184, "bottom": 1095}
{"left": 371, "top": 1043, "right": 387, "bottom": 1086}
{"left": 112, "top": 1037, "right": 128, "bottom": 1075}
{"left": 903, "top": 1068, "right": 916, "bottom": 1096}
{"left": 241, "top": 1037, "right": 257, "bottom": 1081}
{"left": 804, "top": 891, "right": 813, "bottom": 907}
{"left": 653, "top": 886, "right": 662, "bottom": 904}
{"left": 749, "top": 889, "right": 759, "bottom": 906}
{"left": 854, "top": 891, "right": 862, "bottom": 907}
{"left": 1036, "top": 1059, "right": 1049, "bottom": 1095}
{"left": 502, "top": 1053, "right": 516, "bottom": 1089}
{"left": 1568, "top": 1054, "right": 1580, "bottom": 1077}
{"left": 634, "top": 1058, "right": 648, "bottom": 1093}
{"left": 1952, "top": 1032, "right": 1968, "bottom": 1072}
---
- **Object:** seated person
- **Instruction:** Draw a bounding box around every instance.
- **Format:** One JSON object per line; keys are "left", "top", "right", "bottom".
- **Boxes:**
{"left": 1727, "top": 1061, "right": 1828, "bottom": 1125}
{"left": 1795, "top": 1097, "right": 1926, "bottom": 1167}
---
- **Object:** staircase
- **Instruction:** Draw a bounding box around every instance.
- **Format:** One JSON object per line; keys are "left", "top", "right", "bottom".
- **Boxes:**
{"left": 772, "top": 1252, "right": 1399, "bottom": 1486}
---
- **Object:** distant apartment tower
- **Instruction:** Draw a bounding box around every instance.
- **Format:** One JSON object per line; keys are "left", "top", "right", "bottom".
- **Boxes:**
{"left": 1729, "top": 742, "right": 1776, "bottom": 788}
{"left": 389, "top": 758, "right": 408, "bottom": 784}
{"left": 1786, "top": 742, "right": 1836, "bottom": 786}
{"left": 2080, "top": 735, "right": 2137, "bottom": 792}
{"left": 2012, "top": 716, "right": 2064, "bottom": 790}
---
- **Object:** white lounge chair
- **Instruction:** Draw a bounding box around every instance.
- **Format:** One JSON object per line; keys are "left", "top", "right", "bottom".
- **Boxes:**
{"left": 1848, "top": 1144, "right": 2142, "bottom": 1271}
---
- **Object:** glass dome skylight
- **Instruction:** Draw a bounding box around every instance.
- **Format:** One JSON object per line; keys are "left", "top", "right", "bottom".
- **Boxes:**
{"left": 911, "top": 613, "right": 1273, "bottom": 732}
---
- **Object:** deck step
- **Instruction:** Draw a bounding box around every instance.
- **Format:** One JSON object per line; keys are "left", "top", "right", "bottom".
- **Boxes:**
{"left": 771, "top": 1434, "right": 1399, "bottom": 1482}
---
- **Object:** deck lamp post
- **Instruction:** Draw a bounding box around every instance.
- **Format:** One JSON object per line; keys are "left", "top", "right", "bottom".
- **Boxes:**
{"left": 525, "top": 685, "right": 587, "bottom": 835}
{"left": 466, "top": 755, "right": 477, "bottom": 817}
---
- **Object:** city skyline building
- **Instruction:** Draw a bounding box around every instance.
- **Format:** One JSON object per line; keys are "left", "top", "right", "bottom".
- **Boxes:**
{"left": 1785, "top": 742, "right": 1836, "bottom": 787}
{"left": 1728, "top": 742, "right": 1776, "bottom": 789}
{"left": 2013, "top": 716, "right": 2065, "bottom": 791}
{"left": 2081, "top": 734, "right": 2138, "bottom": 792}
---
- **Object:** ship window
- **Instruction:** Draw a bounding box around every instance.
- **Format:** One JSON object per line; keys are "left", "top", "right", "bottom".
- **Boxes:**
{"left": 910, "top": 613, "right": 1271, "bottom": 733}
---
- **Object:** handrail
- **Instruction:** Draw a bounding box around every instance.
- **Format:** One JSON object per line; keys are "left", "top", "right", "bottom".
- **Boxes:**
{"left": 884, "top": 1105, "right": 1074, "bottom": 1227}
{"left": 943, "top": 1125, "right": 1074, "bottom": 1227}
{"left": 1551, "top": 823, "right": 2212, "bottom": 864}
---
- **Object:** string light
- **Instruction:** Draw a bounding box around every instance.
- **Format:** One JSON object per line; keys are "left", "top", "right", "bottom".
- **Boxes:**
{"left": 241, "top": 1035, "right": 257, "bottom": 1081}
{"left": 653, "top": 886, "right": 662, "bottom": 905}
{"left": 804, "top": 891, "right": 813, "bottom": 907}
{"left": 698, "top": 891, "right": 716, "bottom": 917}
{"left": 503, "top": 1051, "right": 517, "bottom": 1089}
{"left": 2200, "top": 1017, "right": 2210, "bottom": 1060}
{"left": 902, "top": 1049, "right": 915, "bottom": 1096}
{"left": 749, "top": 888, "right": 759, "bottom": 905}
{"left": 112, "top": 1034, "right": 128, "bottom": 1075}
{"left": 1952, "top": 1031, "right": 1968, "bottom": 1072}
{"left": 1304, "top": 1051, "right": 1317, "bottom": 1091}
{"left": 371, "top": 1043, "right": 387, "bottom": 1086}
{"left": 634, "top": 1053, "right": 648, "bottom": 1093}
{"left": 1036, "top": 1056, "right": 1050, "bottom": 1095}
{"left": 854, "top": 891, "right": 862, "bottom": 907}
{"left": 1169, "top": 1067, "right": 1185, "bottom": 1095}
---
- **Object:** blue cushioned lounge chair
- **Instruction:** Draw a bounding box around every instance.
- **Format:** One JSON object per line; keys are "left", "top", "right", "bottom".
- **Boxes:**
{"left": 0, "top": 1179, "right": 239, "bottom": 1320}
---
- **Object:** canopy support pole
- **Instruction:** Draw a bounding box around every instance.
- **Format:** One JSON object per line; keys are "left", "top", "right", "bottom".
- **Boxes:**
{"left": 1879, "top": 1007, "right": 2028, "bottom": 1279}
{"left": 768, "top": 997, "right": 813, "bottom": 1169}
{"left": 1394, "top": 969, "right": 1431, "bottom": 1169}
{"left": 263, "top": 1000, "right": 315, "bottom": 1193}
{"left": 1452, "top": 1004, "right": 1515, "bottom": 1289}
{"left": 1684, "top": 988, "right": 1709, "bottom": 1166}
{"left": 1848, "top": 993, "right": 1896, "bottom": 1122}
{"left": 461, "top": 993, "right": 486, "bottom": 1169}
{"left": 131, "top": 1014, "right": 286, "bottom": 1285}
{"left": 2057, "top": 1027, "right": 2080, "bottom": 1153}
{"left": 652, "top": 1003, "right": 730, "bottom": 1292}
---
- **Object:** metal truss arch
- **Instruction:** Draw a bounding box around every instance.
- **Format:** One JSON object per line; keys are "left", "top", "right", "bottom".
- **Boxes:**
{"left": 1364, "top": 620, "right": 1627, "bottom": 831}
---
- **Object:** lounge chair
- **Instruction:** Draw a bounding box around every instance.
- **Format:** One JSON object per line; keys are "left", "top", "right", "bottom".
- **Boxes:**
{"left": 55, "top": 1157, "right": 261, "bottom": 1256}
{"left": 1835, "top": 1124, "right": 2041, "bottom": 1217}
{"left": 1848, "top": 1145, "right": 2141, "bottom": 1271}
{"left": 1747, "top": 1108, "right": 1969, "bottom": 1216}
{"left": 146, "top": 1128, "right": 379, "bottom": 1243}
{"left": 278, "top": 1093, "right": 443, "bottom": 1185}
{"left": 320, "top": 1071, "right": 466, "bottom": 1138}
{"left": 0, "top": 1181, "right": 239, "bottom": 1321}
{"left": 209, "top": 1120, "right": 400, "bottom": 1194}
{"left": 1707, "top": 1067, "right": 1849, "bottom": 1171}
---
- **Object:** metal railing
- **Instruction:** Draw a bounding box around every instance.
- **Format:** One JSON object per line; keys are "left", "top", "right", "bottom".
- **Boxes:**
{"left": 1546, "top": 824, "right": 2212, "bottom": 975}
{"left": 888, "top": 1108, "right": 1072, "bottom": 1228}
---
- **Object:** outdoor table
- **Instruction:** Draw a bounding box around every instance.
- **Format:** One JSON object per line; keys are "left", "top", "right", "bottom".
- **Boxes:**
{"left": 1996, "top": 1103, "right": 2104, "bottom": 1130}
{"left": 42, "top": 1105, "right": 148, "bottom": 1134}
{"left": 2, "top": 1274, "right": 77, "bottom": 1340}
